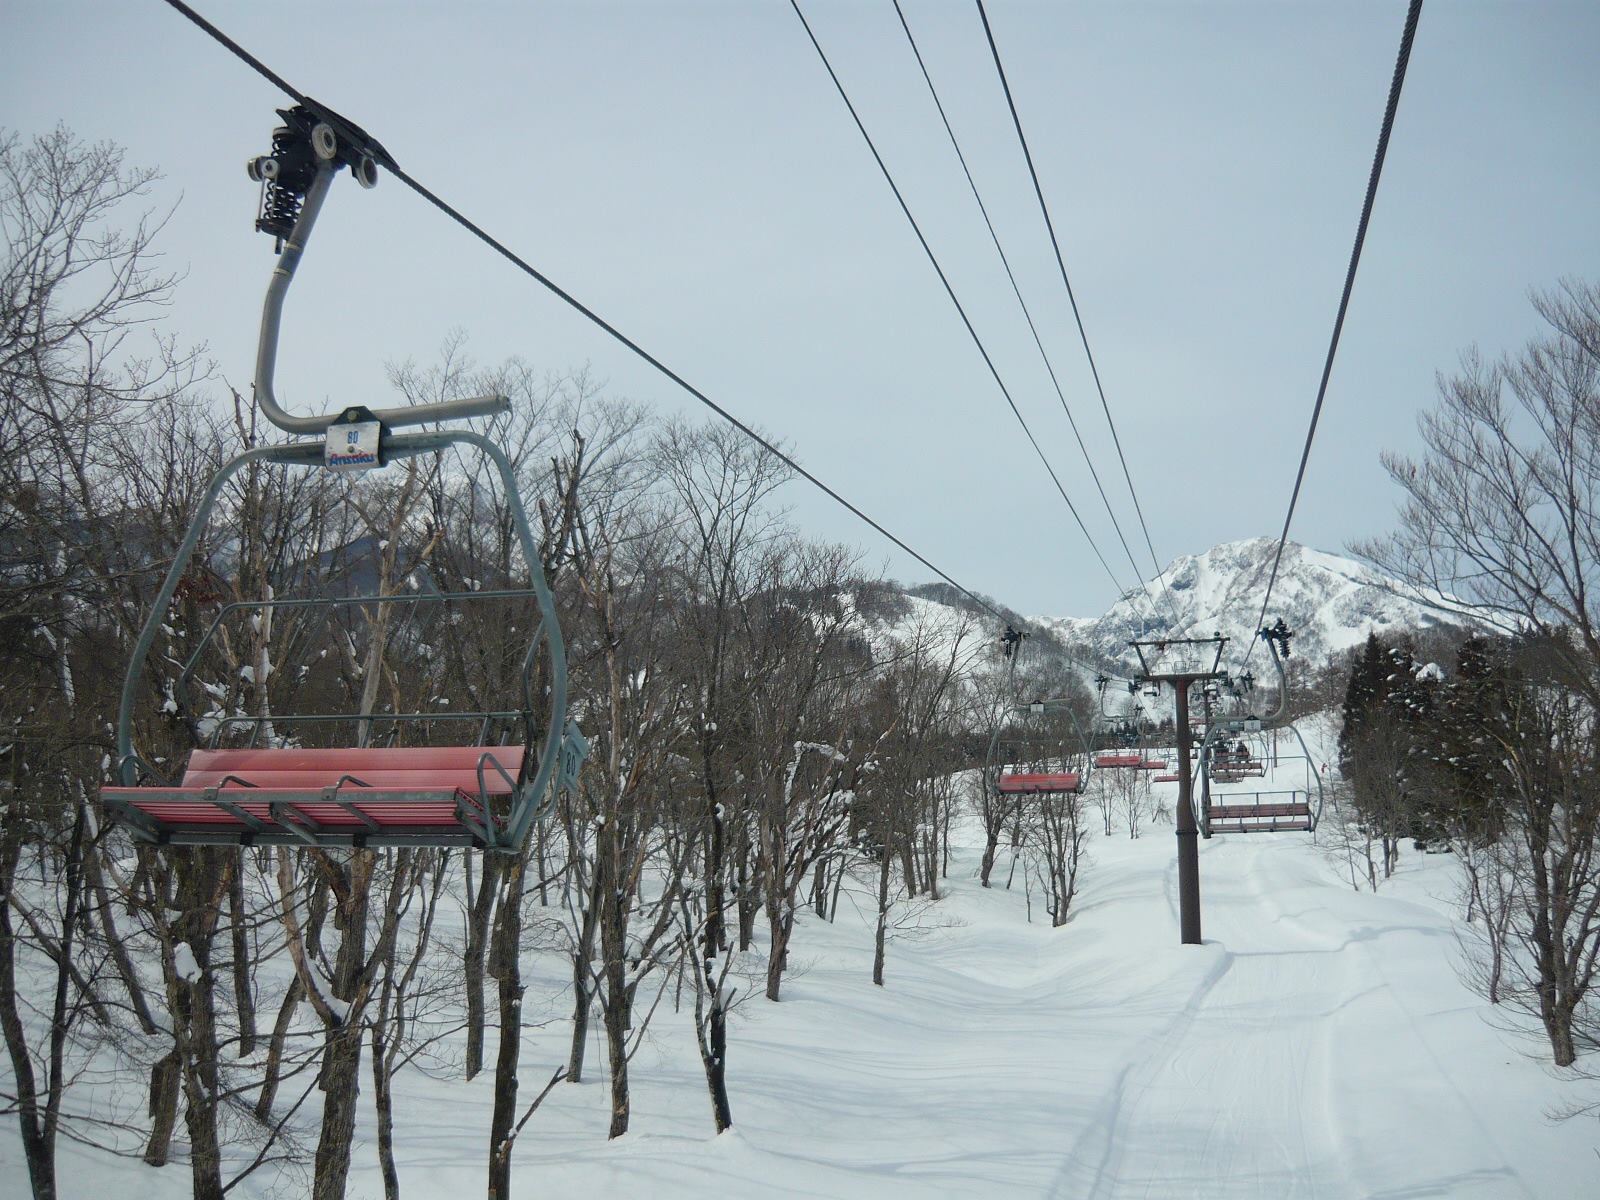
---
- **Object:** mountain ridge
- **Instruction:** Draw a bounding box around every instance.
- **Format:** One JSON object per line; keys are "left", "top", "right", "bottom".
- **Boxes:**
{"left": 1031, "top": 537, "right": 1461, "bottom": 668}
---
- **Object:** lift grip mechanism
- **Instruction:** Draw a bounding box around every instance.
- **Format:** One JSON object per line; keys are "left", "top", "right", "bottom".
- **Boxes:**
{"left": 246, "top": 100, "right": 509, "bottom": 437}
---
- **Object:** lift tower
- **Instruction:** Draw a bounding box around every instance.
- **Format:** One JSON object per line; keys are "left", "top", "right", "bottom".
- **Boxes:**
{"left": 1129, "top": 636, "right": 1229, "bottom": 945}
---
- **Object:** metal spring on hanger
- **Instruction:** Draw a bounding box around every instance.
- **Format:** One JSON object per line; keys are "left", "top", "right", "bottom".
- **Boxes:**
{"left": 255, "top": 126, "right": 304, "bottom": 244}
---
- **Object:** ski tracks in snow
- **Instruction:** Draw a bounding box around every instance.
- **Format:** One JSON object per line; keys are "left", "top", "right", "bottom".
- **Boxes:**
{"left": 1052, "top": 838, "right": 1355, "bottom": 1199}
{"left": 1049, "top": 834, "right": 1546, "bottom": 1199}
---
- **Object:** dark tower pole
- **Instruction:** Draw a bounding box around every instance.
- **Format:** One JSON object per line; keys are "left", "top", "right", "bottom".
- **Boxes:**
{"left": 1129, "top": 637, "right": 1228, "bottom": 947}
{"left": 1199, "top": 685, "right": 1214, "bottom": 841}
{"left": 1173, "top": 679, "right": 1201, "bottom": 944}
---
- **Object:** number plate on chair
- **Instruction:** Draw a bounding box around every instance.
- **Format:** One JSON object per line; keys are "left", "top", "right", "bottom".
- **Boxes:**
{"left": 325, "top": 418, "right": 382, "bottom": 471}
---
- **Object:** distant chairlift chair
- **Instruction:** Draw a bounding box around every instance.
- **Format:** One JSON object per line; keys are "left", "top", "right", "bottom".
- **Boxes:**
{"left": 1197, "top": 624, "right": 1322, "bottom": 838}
{"left": 101, "top": 102, "right": 585, "bottom": 852}
{"left": 987, "top": 697, "right": 1093, "bottom": 799}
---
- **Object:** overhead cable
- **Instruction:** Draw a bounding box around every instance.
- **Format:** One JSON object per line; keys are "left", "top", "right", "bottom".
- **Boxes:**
{"left": 974, "top": 0, "right": 1180, "bottom": 626}
{"left": 790, "top": 0, "right": 1136, "bottom": 603}
{"left": 892, "top": 0, "right": 1167, "bottom": 628}
{"left": 158, "top": 0, "right": 1012, "bottom": 625}
{"left": 1241, "top": 0, "right": 1425, "bottom": 672}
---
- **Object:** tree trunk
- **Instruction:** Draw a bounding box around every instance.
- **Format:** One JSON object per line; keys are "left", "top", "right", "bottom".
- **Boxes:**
{"left": 229, "top": 866, "right": 257, "bottom": 1057}
{"left": 602, "top": 971, "right": 631, "bottom": 1139}
{"left": 255, "top": 974, "right": 302, "bottom": 1121}
{"left": 311, "top": 854, "right": 373, "bottom": 1200}
{"left": 708, "top": 991, "right": 732, "bottom": 1130}
{"left": 81, "top": 842, "right": 158, "bottom": 1036}
{"left": 165, "top": 851, "right": 228, "bottom": 1200}
{"left": 593, "top": 812, "right": 635, "bottom": 1140}
{"left": 899, "top": 839, "right": 918, "bottom": 899}
{"left": 566, "top": 864, "right": 602, "bottom": 1084}
{"left": 934, "top": 793, "right": 947, "bottom": 876}
{"left": 463, "top": 853, "right": 497, "bottom": 1081}
{"left": 872, "top": 841, "right": 892, "bottom": 987}
{"left": 370, "top": 1022, "right": 400, "bottom": 1200}
{"left": 312, "top": 1025, "right": 364, "bottom": 1200}
{"left": 694, "top": 966, "right": 733, "bottom": 1133}
{"left": 1542, "top": 997, "right": 1577, "bottom": 1068}
{"left": 0, "top": 847, "right": 57, "bottom": 1198}
{"left": 179, "top": 965, "right": 225, "bottom": 1200}
{"left": 764, "top": 901, "right": 793, "bottom": 1002}
{"left": 143, "top": 1049, "right": 180, "bottom": 1167}
{"left": 486, "top": 855, "right": 527, "bottom": 1199}
{"left": 736, "top": 847, "right": 759, "bottom": 952}
{"left": 698, "top": 794, "right": 733, "bottom": 1131}
{"left": 811, "top": 856, "right": 830, "bottom": 919}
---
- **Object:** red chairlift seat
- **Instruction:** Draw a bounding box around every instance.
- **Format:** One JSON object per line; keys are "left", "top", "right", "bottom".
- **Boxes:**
{"left": 102, "top": 745, "right": 526, "bottom": 850}
{"left": 1093, "top": 753, "right": 1143, "bottom": 768}
{"left": 1214, "top": 750, "right": 1265, "bottom": 772}
{"left": 996, "top": 771, "right": 1083, "bottom": 795}
{"left": 1138, "top": 759, "right": 1168, "bottom": 771}
{"left": 1152, "top": 773, "right": 1182, "bottom": 783}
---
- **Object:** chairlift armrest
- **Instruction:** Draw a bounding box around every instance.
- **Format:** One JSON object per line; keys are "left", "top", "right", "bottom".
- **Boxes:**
{"left": 369, "top": 393, "right": 510, "bottom": 430}
{"left": 476, "top": 750, "right": 520, "bottom": 796}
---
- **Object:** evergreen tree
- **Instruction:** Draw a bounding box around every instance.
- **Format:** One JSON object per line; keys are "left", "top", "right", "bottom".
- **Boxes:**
{"left": 1425, "top": 637, "right": 1513, "bottom": 845}
{"left": 1339, "top": 635, "right": 1449, "bottom": 852}
{"left": 1338, "top": 635, "right": 1387, "bottom": 768}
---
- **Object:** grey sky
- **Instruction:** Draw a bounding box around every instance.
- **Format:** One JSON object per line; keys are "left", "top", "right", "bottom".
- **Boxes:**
{"left": 5, "top": 1, "right": 1597, "bottom": 619}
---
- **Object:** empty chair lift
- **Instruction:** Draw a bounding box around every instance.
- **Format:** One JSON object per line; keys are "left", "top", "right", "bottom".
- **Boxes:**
{"left": 100, "top": 101, "right": 583, "bottom": 853}
{"left": 1205, "top": 794, "right": 1314, "bottom": 834}
{"left": 996, "top": 771, "right": 1083, "bottom": 795}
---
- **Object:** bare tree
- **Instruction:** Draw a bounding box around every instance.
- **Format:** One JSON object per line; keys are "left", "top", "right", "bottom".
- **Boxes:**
{"left": 1090, "top": 765, "right": 1153, "bottom": 840}
{"left": 654, "top": 419, "right": 790, "bottom": 1131}
{"left": 0, "top": 126, "right": 208, "bottom": 1200}
{"left": 1358, "top": 282, "right": 1600, "bottom": 1067}
{"left": 1023, "top": 788, "right": 1091, "bottom": 928}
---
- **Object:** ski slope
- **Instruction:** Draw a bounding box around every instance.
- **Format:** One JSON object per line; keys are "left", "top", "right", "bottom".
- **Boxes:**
{"left": 17, "top": 772, "right": 1598, "bottom": 1199}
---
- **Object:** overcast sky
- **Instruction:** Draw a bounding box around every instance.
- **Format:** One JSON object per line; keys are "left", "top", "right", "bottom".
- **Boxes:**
{"left": 5, "top": 1, "right": 1598, "bottom": 618}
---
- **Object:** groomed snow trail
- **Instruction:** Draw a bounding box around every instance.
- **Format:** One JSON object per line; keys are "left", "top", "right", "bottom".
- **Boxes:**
{"left": 501, "top": 810, "right": 1591, "bottom": 1200}
{"left": 14, "top": 779, "right": 1597, "bottom": 1198}
{"left": 1051, "top": 835, "right": 1539, "bottom": 1199}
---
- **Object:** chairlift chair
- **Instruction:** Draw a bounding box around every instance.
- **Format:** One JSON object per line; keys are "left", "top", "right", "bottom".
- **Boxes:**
{"left": 987, "top": 692, "right": 1093, "bottom": 798}
{"left": 101, "top": 104, "right": 586, "bottom": 852}
{"left": 1093, "top": 752, "right": 1143, "bottom": 769}
{"left": 1196, "top": 623, "right": 1323, "bottom": 838}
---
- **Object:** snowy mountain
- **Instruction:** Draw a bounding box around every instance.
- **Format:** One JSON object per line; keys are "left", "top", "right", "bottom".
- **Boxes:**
{"left": 1035, "top": 537, "right": 1462, "bottom": 669}
{"left": 851, "top": 538, "right": 1464, "bottom": 691}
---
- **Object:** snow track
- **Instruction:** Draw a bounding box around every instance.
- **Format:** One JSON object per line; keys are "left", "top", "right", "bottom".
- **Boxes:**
{"left": 524, "top": 821, "right": 1586, "bottom": 1200}
{"left": 1049, "top": 835, "right": 1550, "bottom": 1199}
{"left": 1058, "top": 839, "right": 1357, "bottom": 1199}
{"left": 14, "top": 799, "right": 1595, "bottom": 1198}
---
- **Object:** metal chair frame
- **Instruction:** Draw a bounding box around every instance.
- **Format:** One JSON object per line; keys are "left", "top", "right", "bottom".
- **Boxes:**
{"left": 106, "top": 107, "right": 574, "bottom": 852}
{"left": 1196, "top": 631, "right": 1324, "bottom": 837}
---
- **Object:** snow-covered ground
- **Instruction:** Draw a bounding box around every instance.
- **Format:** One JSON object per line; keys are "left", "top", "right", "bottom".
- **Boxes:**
{"left": 15, "top": 759, "right": 1598, "bottom": 1199}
